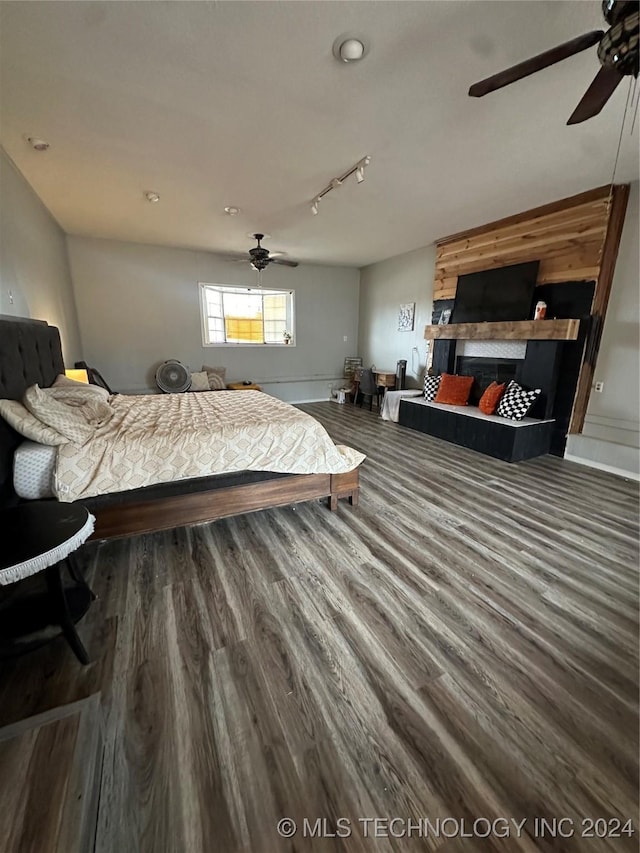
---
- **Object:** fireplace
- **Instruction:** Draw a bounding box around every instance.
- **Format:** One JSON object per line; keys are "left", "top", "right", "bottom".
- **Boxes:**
{"left": 455, "top": 356, "right": 519, "bottom": 405}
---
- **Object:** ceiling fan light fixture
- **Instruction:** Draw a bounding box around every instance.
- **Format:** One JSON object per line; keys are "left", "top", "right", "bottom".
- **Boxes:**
{"left": 597, "top": 9, "right": 639, "bottom": 74}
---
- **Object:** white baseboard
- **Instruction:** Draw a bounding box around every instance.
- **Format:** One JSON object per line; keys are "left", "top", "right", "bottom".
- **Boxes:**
{"left": 563, "top": 453, "right": 640, "bottom": 482}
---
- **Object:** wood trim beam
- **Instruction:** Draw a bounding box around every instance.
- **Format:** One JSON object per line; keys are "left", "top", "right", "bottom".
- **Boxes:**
{"left": 424, "top": 319, "right": 580, "bottom": 341}
{"left": 569, "top": 183, "right": 630, "bottom": 434}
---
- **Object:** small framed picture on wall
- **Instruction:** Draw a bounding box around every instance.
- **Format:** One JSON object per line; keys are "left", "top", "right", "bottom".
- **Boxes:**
{"left": 398, "top": 303, "right": 415, "bottom": 332}
{"left": 438, "top": 308, "right": 452, "bottom": 325}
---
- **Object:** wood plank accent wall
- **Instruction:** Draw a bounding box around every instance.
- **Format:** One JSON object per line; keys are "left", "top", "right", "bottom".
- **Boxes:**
{"left": 432, "top": 184, "right": 630, "bottom": 435}
{"left": 434, "top": 186, "right": 613, "bottom": 301}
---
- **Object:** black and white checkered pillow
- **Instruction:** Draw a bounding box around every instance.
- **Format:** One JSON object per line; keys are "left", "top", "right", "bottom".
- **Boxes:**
{"left": 496, "top": 380, "right": 541, "bottom": 421}
{"left": 423, "top": 374, "right": 441, "bottom": 401}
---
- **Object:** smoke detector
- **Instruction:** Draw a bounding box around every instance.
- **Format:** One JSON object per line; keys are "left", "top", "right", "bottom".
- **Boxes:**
{"left": 26, "top": 136, "right": 50, "bottom": 151}
{"left": 144, "top": 191, "right": 160, "bottom": 203}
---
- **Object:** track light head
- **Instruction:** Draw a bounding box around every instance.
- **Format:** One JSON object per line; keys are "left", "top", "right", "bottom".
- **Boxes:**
{"left": 311, "top": 198, "right": 320, "bottom": 215}
{"left": 356, "top": 155, "right": 371, "bottom": 184}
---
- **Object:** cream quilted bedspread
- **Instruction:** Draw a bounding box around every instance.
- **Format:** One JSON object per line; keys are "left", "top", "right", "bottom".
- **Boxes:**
{"left": 53, "top": 391, "right": 365, "bottom": 502}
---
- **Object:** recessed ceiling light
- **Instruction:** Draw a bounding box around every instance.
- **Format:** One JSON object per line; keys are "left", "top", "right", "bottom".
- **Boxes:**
{"left": 332, "top": 34, "right": 369, "bottom": 63}
{"left": 144, "top": 191, "right": 160, "bottom": 203}
{"left": 224, "top": 206, "right": 240, "bottom": 216}
{"left": 26, "top": 136, "right": 50, "bottom": 151}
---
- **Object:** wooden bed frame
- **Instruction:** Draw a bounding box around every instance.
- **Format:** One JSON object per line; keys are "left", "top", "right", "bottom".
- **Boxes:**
{"left": 0, "top": 316, "right": 360, "bottom": 541}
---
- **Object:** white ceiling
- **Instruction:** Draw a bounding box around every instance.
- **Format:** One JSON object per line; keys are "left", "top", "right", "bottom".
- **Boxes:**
{"left": 1, "top": 1, "right": 638, "bottom": 268}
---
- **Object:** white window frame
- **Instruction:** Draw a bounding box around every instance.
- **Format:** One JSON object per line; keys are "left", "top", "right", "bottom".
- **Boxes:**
{"left": 199, "top": 283, "right": 296, "bottom": 347}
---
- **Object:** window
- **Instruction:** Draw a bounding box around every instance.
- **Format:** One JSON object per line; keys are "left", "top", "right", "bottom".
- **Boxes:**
{"left": 199, "top": 283, "right": 295, "bottom": 346}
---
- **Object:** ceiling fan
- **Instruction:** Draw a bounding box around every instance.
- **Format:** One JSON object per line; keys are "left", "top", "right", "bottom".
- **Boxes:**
{"left": 225, "top": 234, "right": 299, "bottom": 271}
{"left": 469, "top": 0, "right": 639, "bottom": 124}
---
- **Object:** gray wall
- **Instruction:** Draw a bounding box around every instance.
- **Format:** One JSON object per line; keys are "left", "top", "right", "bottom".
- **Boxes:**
{"left": 358, "top": 245, "right": 436, "bottom": 387}
{"left": 565, "top": 181, "right": 640, "bottom": 479}
{"left": 0, "top": 147, "right": 82, "bottom": 365}
{"left": 66, "top": 235, "right": 360, "bottom": 401}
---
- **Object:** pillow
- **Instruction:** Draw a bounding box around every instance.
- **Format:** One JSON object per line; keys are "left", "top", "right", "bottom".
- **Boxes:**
{"left": 478, "top": 381, "right": 506, "bottom": 415}
{"left": 423, "top": 374, "right": 441, "bottom": 401}
{"left": 53, "top": 374, "right": 110, "bottom": 401}
{"left": 23, "top": 384, "right": 96, "bottom": 444}
{"left": 190, "top": 371, "right": 210, "bottom": 392}
{"left": 496, "top": 380, "right": 541, "bottom": 421}
{"left": 434, "top": 373, "right": 474, "bottom": 406}
{"left": 39, "top": 385, "right": 113, "bottom": 425}
{"left": 202, "top": 365, "right": 226, "bottom": 391}
{"left": 0, "top": 399, "right": 68, "bottom": 446}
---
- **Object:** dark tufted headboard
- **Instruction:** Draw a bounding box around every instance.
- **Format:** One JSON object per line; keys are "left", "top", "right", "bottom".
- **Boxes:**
{"left": 0, "top": 315, "right": 65, "bottom": 507}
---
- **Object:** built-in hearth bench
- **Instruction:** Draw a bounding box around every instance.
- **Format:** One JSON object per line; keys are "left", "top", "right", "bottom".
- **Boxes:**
{"left": 411, "top": 315, "right": 581, "bottom": 461}
{"left": 399, "top": 398, "right": 555, "bottom": 463}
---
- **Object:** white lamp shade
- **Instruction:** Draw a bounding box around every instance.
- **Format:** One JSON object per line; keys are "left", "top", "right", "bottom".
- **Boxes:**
{"left": 65, "top": 368, "right": 89, "bottom": 383}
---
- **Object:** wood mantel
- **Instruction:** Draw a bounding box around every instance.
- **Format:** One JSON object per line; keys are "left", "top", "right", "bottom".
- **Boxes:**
{"left": 424, "top": 319, "right": 580, "bottom": 341}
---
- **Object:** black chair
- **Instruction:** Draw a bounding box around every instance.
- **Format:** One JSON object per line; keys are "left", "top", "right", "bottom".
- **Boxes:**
{"left": 357, "top": 368, "right": 380, "bottom": 411}
{"left": 74, "top": 361, "right": 115, "bottom": 394}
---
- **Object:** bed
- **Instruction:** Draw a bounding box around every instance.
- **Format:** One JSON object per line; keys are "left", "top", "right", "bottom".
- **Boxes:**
{"left": 0, "top": 316, "right": 363, "bottom": 540}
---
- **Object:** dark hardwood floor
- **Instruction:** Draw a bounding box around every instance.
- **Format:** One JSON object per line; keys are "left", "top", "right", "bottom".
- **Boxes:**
{"left": 0, "top": 402, "right": 637, "bottom": 852}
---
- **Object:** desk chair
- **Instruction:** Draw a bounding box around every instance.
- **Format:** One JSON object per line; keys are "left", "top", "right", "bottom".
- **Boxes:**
{"left": 357, "top": 368, "right": 380, "bottom": 411}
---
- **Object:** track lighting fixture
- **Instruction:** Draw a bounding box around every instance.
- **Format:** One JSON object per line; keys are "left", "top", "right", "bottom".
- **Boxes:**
{"left": 309, "top": 155, "right": 371, "bottom": 215}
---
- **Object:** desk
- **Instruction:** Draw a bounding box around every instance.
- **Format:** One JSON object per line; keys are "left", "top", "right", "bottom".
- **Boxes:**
{"left": 352, "top": 369, "right": 396, "bottom": 405}
{"left": 373, "top": 370, "right": 397, "bottom": 390}
{"left": 226, "top": 383, "right": 263, "bottom": 391}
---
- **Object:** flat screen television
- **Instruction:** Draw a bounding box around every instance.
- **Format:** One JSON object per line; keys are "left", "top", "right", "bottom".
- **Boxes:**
{"left": 450, "top": 261, "right": 540, "bottom": 324}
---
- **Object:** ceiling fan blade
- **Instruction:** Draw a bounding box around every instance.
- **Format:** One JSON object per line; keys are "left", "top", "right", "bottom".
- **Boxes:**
{"left": 270, "top": 258, "right": 299, "bottom": 267}
{"left": 469, "top": 30, "right": 604, "bottom": 97}
{"left": 567, "top": 66, "right": 624, "bottom": 124}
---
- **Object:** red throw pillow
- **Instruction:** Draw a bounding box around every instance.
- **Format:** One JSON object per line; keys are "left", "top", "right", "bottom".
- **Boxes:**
{"left": 434, "top": 373, "right": 474, "bottom": 406}
{"left": 478, "top": 381, "right": 506, "bottom": 415}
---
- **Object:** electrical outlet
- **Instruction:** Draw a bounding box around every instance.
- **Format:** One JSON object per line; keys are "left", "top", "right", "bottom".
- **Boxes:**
{"left": 343, "top": 336, "right": 348, "bottom": 342}
{"left": 8, "top": 290, "right": 13, "bottom": 304}
{"left": 595, "top": 381, "right": 604, "bottom": 393}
